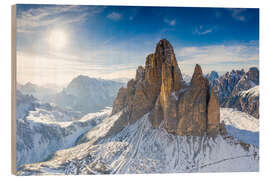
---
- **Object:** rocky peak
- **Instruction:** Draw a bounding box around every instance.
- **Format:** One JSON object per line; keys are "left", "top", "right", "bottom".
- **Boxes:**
{"left": 206, "top": 71, "right": 219, "bottom": 82}
{"left": 112, "top": 39, "right": 220, "bottom": 137}
{"left": 192, "top": 64, "right": 203, "bottom": 79}
{"left": 247, "top": 67, "right": 259, "bottom": 85}
{"left": 135, "top": 66, "right": 145, "bottom": 82}
{"left": 191, "top": 64, "right": 208, "bottom": 88}
{"left": 155, "top": 39, "right": 175, "bottom": 62}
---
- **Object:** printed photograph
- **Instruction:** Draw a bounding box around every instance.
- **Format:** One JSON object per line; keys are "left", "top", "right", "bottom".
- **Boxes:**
{"left": 14, "top": 4, "right": 259, "bottom": 175}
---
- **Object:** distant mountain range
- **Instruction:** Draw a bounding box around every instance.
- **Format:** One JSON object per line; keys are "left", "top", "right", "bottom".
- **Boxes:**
{"left": 17, "top": 76, "right": 124, "bottom": 115}
{"left": 17, "top": 82, "right": 60, "bottom": 101}
{"left": 206, "top": 67, "right": 259, "bottom": 118}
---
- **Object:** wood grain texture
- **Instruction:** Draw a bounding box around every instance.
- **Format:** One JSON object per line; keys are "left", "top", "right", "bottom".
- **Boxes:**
{"left": 11, "top": 4, "right": 17, "bottom": 175}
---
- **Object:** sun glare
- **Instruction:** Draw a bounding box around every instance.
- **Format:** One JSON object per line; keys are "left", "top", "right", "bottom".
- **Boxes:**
{"left": 47, "top": 29, "right": 68, "bottom": 50}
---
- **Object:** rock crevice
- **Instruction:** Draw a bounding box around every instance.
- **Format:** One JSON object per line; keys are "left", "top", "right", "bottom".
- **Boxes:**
{"left": 112, "top": 39, "right": 220, "bottom": 137}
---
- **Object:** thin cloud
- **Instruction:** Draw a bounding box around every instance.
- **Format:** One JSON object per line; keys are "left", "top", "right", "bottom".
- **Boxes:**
{"left": 164, "top": 18, "right": 176, "bottom": 26}
{"left": 107, "top": 12, "right": 122, "bottom": 21}
{"left": 17, "top": 5, "right": 104, "bottom": 33}
{"left": 194, "top": 25, "right": 213, "bottom": 35}
{"left": 17, "top": 51, "right": 138, "bottom": 86}
{"left": 176, "top": 43, "right": 259, "bottom": 65}
{"left": 176, "top": 43, "right": 259, "bottom": 76}
{"left": 228, "top": 8, "right": 247, "bottom": 22}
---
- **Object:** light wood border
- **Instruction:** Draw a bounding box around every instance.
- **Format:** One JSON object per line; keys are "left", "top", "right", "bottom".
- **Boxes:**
{"left": 11, "top": 4, "right": 17, "bottom": 175}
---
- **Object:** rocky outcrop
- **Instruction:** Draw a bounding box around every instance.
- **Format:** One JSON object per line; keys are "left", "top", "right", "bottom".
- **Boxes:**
{"left": 210, "top": 67, "right": 259, "bottom": 107}
{"left": 209, "top": 67, "right": 259, "bottom": 118}
{"left": 210, "top": 69, "right": 245, "bottom": 106}
{"left": 224, "top": 86, "right": 259, "bottom": 118}
{"left": 205, "top": 71, "right": 219, "bottom": 86}
{"left": 207, "top": 89, "right": 220, "bottom": 136}
{"left": 112, "top": 39, "right": 220, "bottom": 137}
{"left": 247, "top": 67, "right": 259, "bottom": 85}
{"left": 231, "top": 74, "right": 257, "bottom": 97}
{"left": 176, "top": 65, "right": 209, "bottom": 136}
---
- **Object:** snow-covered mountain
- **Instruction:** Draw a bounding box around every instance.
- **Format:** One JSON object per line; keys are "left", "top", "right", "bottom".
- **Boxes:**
{"left": 208, "top": 69, "right": 245, "bottom": 105}
{"left": 18, "top": 76, "right": 124, "bottom": 115}
{"left": 46, "top": 75, "right": 123, "bottom": 114}
{"left": 17, "top": 109, "right": 258, "bottom": 175}
{"left": 16, "top": 90, "right": 111, "bottom": 169}
{"left": 207, "top": 68, "right": 259, "bottom": 118}
{"left": 205, "top": 71, "right": 219, "bottom": 87}
{"left": 17, "top": 82, "right": 60, "bottom": 102}
{"left": 224, "top": 86, "right": 259, "bottom": 118}
{"left": 16, "top": 39, "right": 259, "bottom": 175}
{"left": 209, "top": 67, "right": 259, "bottom": 106}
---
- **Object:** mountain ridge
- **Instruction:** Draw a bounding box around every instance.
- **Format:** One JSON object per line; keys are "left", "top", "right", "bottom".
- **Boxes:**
{"left": 112, "top": 39, "right": 221, "bottom": 137}
{"left": 207, "top": 67, "right": 259, "bottom": 118}
{"left": 45, "top": 76, "right": 123, "bottom": 115}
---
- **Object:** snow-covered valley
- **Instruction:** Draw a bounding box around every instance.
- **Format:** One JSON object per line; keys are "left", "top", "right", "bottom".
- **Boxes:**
{"left": 17, "top": 108, "right": 259, "bottom": 175}
{"left": 16, "top": 90, "right": 111, "bottom": 169}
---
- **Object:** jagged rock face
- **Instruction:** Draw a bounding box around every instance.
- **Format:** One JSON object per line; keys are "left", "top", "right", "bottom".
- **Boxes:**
{"left": 208, "top": 67, "right": 259, "bottom": 118}
{"left": 230, "top": 69, "right": 258, "bottom": 97}
{"left": 224, "top": 86, "right": 259, "bottom": 119}
{"left": 112, "top": 39, "right": 220, "bottom": 136}
{"left": 211, "top": 69, "right": 245, "bottom": 106}
{"left": 207, "top": 89, "right": 220, "bottom": 136}
{"left": 205, "top": 71, "right": 219, "bottom": 86}
{"left": 210, "top": 67, "right": 259, "bottom": 106}
{"left": 111, "top": 87, "right": 128, "bottom": 115}
{"left": 176, "top": 65, "right": 209, "bottom": 136}
{"left": 158, "top": 49, "right": 184, "bottom": 133}
{"left": 247, "top": 67, "right": 259, "bottom": 85}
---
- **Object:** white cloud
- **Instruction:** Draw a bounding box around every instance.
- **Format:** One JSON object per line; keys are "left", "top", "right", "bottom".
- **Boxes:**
{"left": 228, "top": 8, "right": 247, "bottom": 22}
{"left": 175, "top": 43, "right": 259, "bottom": 75}
{"left": 194, "top": 25, "right": 213, "bottom": 35}
{"left": 164, "top": 18, "right": 176, "bottom": 26}
{"left": 17, "top": 6, "right": 104, "bottom": 33}
{"left": 107, "top": 12, "right": 122, "bottom": 21}
{"left": 176, "top": 44, "right": 258, "bottom": 64}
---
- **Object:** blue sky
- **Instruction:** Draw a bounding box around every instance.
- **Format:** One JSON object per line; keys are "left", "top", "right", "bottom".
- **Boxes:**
{"left": 16, "top": 5, "right": 259, "bottom": 86}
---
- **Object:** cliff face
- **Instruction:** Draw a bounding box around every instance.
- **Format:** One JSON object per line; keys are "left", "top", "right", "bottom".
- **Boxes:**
{"left": 210, "top": 67, "right": 259, "bottom": 107}
{"left": 112, "top": 39, "right": 220, "bottom": 137}
{"left": 224, "top": 86, "right": 259, "bottom": 119}
{"left": 208, "top": 67, "right": 259, "bottom": 119}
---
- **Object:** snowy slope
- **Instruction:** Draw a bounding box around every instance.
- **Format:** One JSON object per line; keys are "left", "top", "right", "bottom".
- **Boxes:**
{"left": 240, "top": 85, "right": 259, "bottom": 97}
{"left": 16, "top": 92, "right": 111, "bottom": 169}
{"left": 221, "top": 108, "right": 259, "bottom": 146}
{"left": 17, "top": 110, "right": 259, "bottom": 175}
{"left": 223, "top": 86, "right": 259, "bottom": 119}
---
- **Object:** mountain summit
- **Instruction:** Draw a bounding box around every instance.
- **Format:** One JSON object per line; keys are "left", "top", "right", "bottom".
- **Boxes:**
{"left": 112, "top": 39, "right": 220, "bottom": 137}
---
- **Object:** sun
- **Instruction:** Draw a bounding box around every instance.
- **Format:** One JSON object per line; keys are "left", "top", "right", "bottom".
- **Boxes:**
{"left": 47, "top": 29, "right": 69, "bottom": 50}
